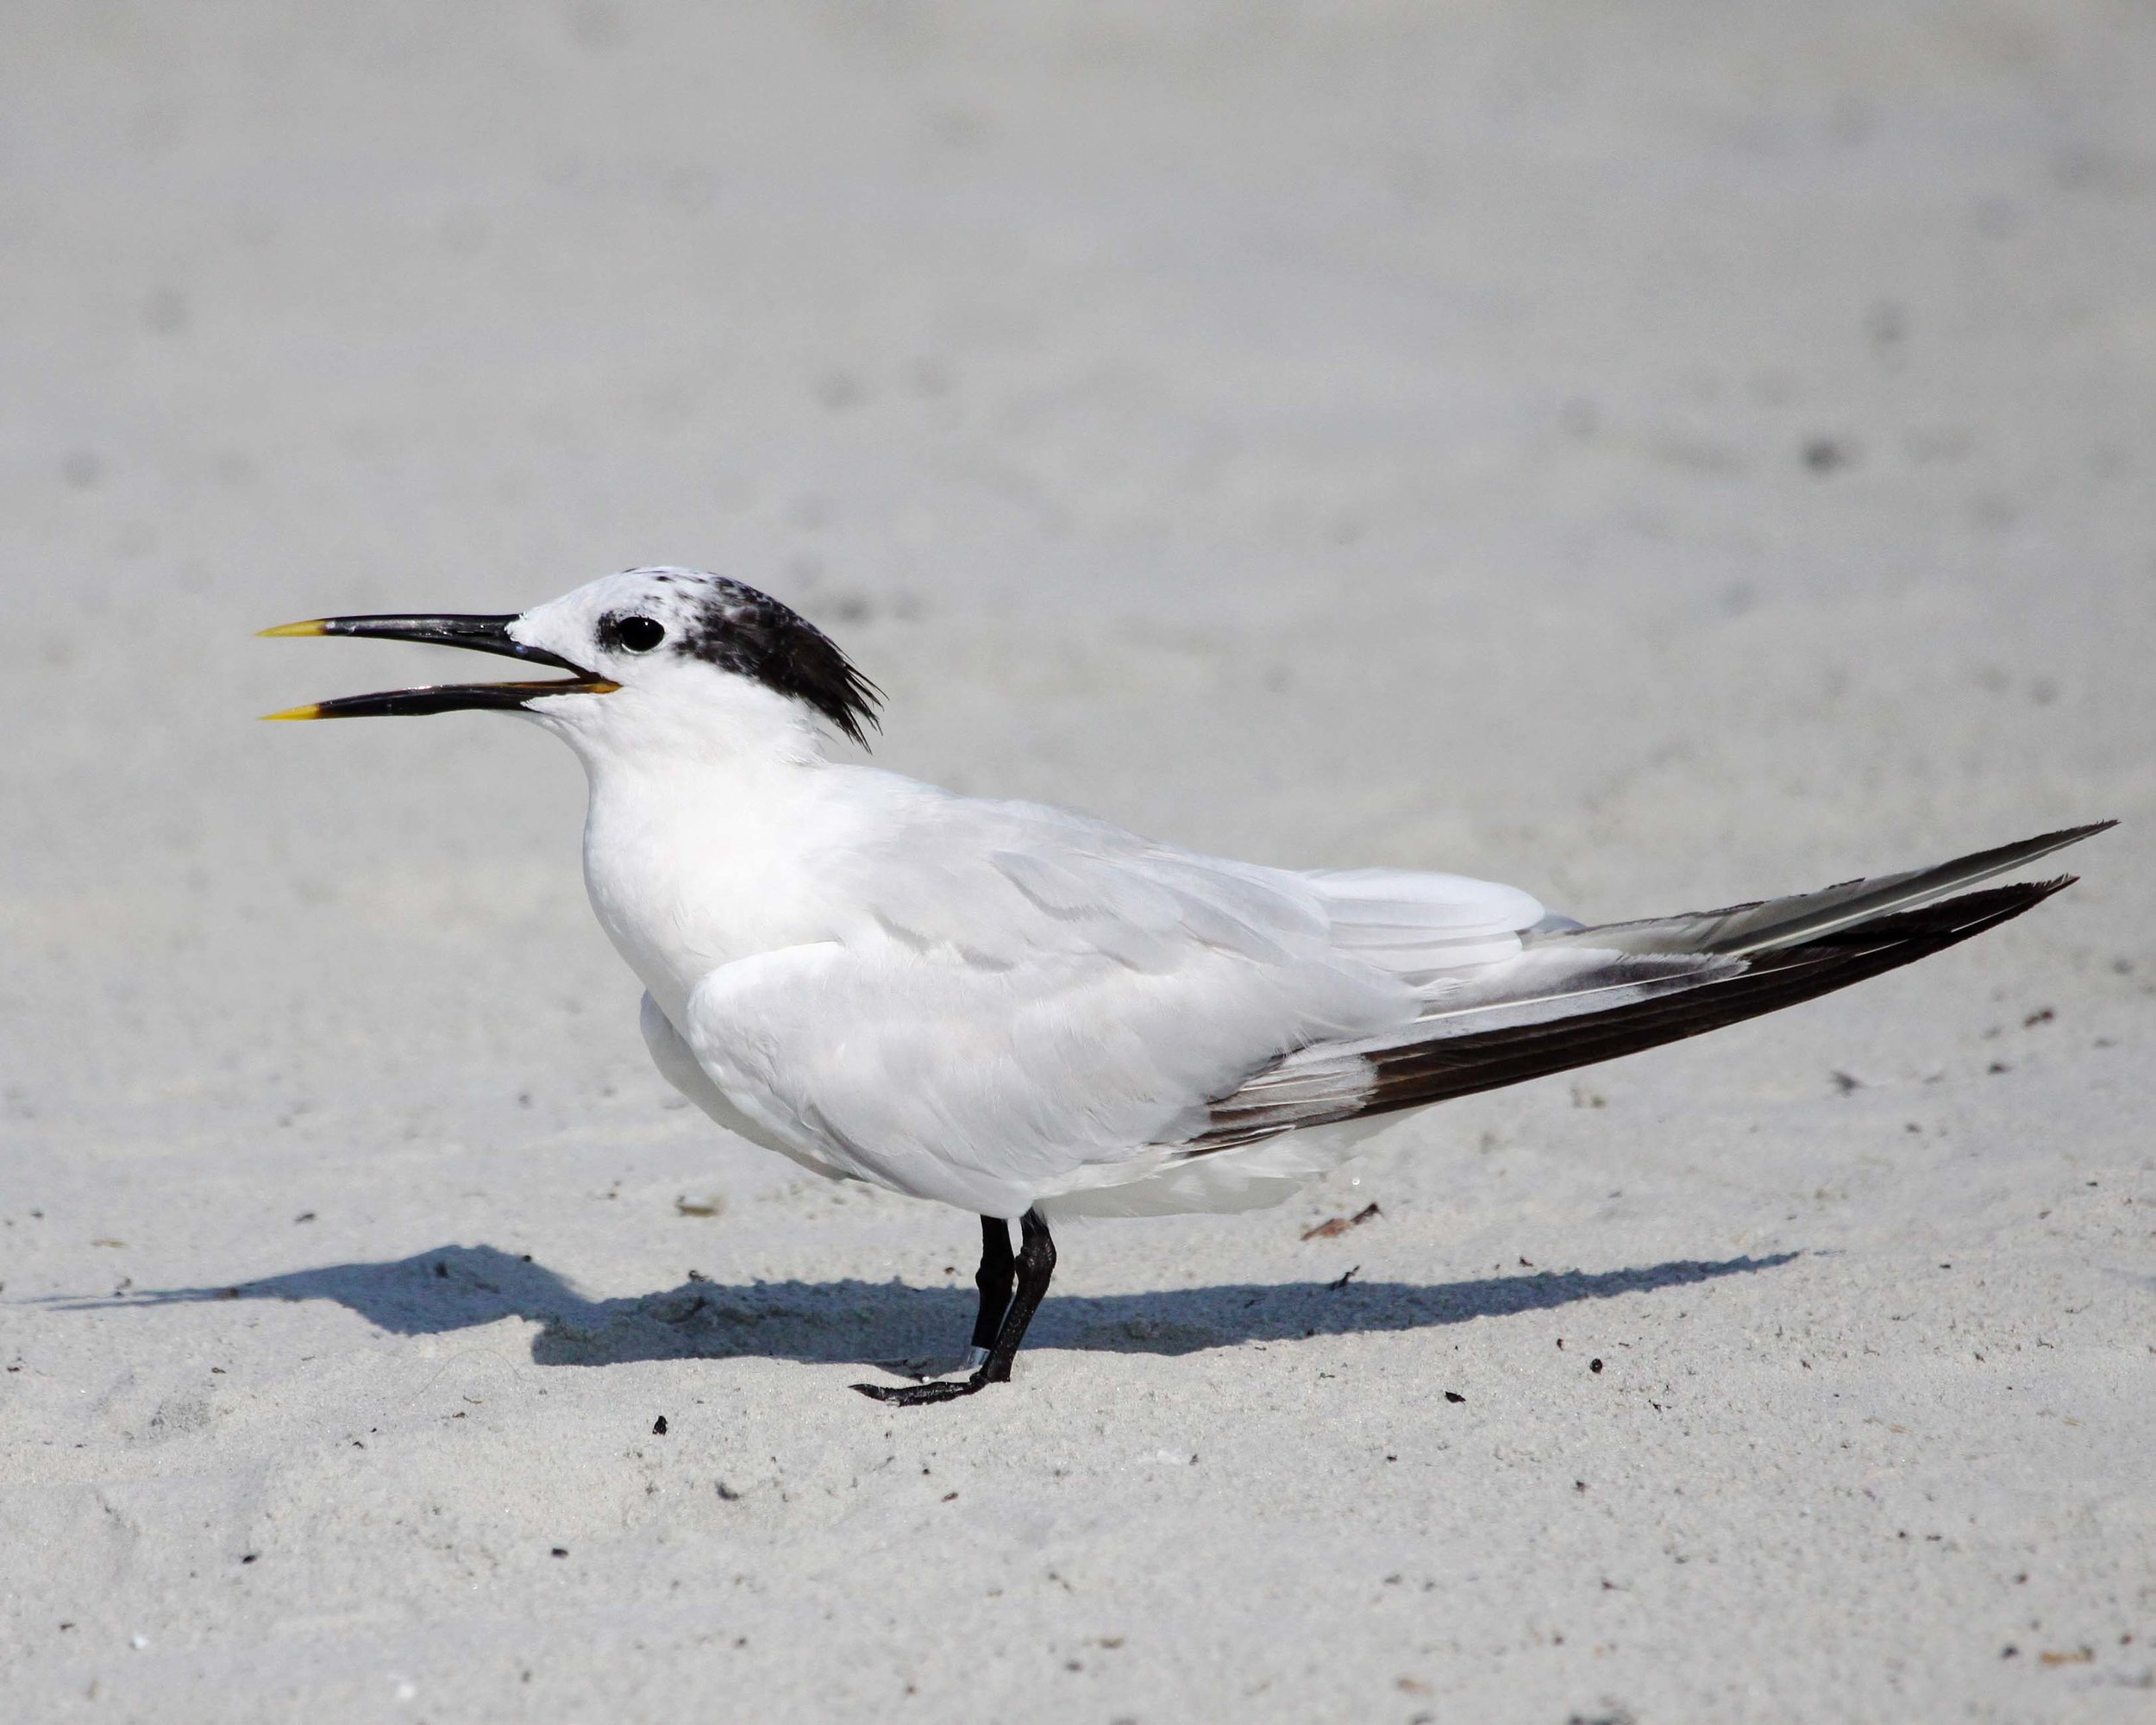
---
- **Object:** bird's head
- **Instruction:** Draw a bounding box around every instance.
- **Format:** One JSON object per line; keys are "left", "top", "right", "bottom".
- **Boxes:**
{"left": 262, "top": 568, "right": 881, "bottom": 761}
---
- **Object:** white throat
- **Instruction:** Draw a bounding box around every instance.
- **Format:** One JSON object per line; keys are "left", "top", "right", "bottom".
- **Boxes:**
{"left": 524, "top": 679, "right": 839, "bottom": 1023}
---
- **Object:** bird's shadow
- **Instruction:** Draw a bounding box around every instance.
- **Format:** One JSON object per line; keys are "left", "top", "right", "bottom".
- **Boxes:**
{"left": 62, "top": 1244, "right": 1799, "bottom": 1370}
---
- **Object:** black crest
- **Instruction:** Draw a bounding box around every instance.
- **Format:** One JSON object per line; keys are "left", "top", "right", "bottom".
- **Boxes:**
{"left": 623, "top": 576, "right": 881, "bottom": 745}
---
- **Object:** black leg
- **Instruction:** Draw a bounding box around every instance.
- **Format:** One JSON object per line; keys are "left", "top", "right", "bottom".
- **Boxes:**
{"left": 975, "top": 1208, "right": 1055, "bottom": 1383}
{"left": 970, "top": 1215, "right": 1015, "bottom": 1352}
{"left": 855, "top": 1208, "right": 1057, "bottom": 1406}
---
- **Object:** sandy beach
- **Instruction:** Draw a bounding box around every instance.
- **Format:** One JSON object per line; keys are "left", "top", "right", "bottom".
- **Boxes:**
{"left": 3, "top": 4, "right": 2153, "bottom": 1718}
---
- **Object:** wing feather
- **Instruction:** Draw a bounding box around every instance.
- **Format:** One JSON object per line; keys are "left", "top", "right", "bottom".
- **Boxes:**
{"left": 1185, "top": 829, "right": 2103, "bottom": 1156}
{"left": 674, "top": 785, "right": 1550, "bottom": 1210}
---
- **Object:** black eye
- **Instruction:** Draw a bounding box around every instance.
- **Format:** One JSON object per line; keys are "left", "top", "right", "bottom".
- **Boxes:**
{"left": 616, "top": 616, "right": 666, "bottom": 653}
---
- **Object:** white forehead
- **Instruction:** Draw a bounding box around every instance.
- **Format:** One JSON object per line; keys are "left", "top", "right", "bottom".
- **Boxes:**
{"left": 501, "top": 565, "right": 881, "bottom": 743}
{"left": 510, "top": 570, "right": 740, "bottom": 656}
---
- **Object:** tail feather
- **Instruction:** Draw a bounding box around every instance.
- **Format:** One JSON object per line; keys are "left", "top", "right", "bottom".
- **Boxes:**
{"left": 1530, "top": 820, "right": 2112, "bottom": 959}
{"left": 1347, "top": 878, "right": 2071, "bottom": 1120}
{"left": 1185, "top": 831, "right": 2101, "bottom": 1158}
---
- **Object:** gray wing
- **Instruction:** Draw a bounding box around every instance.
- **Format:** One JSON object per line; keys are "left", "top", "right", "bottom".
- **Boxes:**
{"left": 1186, "top": 824, "right": 2111, "bottom": 1154}
{"left": 669, "top": 781, "right": 1555, "bottom": 1213}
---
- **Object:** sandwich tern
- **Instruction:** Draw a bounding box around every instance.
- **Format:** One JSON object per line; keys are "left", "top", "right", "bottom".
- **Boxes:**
{"left": 263, "top": 568, "right": 2110, "bottom": 1405}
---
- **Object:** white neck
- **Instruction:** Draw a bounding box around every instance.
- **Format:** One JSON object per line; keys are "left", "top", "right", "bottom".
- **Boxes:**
{"left": 524, "top": 681, "right": 837, "bottom": 1020}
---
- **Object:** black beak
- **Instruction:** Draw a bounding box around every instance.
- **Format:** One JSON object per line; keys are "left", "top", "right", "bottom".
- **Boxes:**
{"left": 259, "top": 613, "right": 618, "bottom": 719}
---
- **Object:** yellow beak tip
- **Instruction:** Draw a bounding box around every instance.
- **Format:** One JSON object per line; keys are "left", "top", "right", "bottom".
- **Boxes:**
{"left": 260, "top": 704, "right": 325, "bottom": 722}
{"left": 258, "top": 619, "right": 329, "bottom": 638}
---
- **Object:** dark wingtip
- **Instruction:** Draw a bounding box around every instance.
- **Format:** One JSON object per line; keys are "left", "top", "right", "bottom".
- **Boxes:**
{"left": 2008, "top": 872, "right": 2078, "bottom": 913}
{"left": 1197, "top": 874, "right": 2094, "bottom": 1148}
{"left": 1813, "top": 875, "right": 2078, "bottom": 946}
{"left": 1991, "top": 820, "right": 2116, "bottom": 874}
{"left": 2014, "top": 872, "right": 2078, "bottom": 907}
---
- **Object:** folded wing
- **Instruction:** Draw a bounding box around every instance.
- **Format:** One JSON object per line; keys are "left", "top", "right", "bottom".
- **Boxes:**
{"left": 674, "top": 786, "right": 1549, "bottom": 1212}
{"left": 1185, "top": 824, "right": 2111, "bottom": 1155}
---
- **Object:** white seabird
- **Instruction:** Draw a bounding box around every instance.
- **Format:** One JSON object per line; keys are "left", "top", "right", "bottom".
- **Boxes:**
{"left": 264, "top": 568, "right": 2110, "bottom": 1403}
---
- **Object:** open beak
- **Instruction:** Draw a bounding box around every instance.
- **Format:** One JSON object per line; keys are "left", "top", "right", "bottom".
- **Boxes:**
{"left": 257, "top": 613, "right": 619, "bottom": 719}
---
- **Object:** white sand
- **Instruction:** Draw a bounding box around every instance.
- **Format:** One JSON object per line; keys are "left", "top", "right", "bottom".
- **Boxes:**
{"left": 3, "top": 4, "right": 2153, "bottom": 1719}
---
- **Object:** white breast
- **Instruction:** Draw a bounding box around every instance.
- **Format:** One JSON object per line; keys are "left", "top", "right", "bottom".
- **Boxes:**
{"left": 581, "top": 758, "right": 1549, "bottom": 1215}
{"left": 578, "top": 751, "right": 840, "bottom": 1024}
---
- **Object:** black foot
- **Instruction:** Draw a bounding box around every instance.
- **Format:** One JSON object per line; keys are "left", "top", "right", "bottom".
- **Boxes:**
{"left": 852, "top": 1371, "right": 990, "bottom": 1407}
{"left": 850, "top": 1208, "right": 1056, "bottom": 1408}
